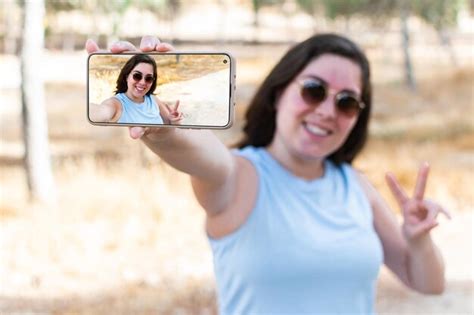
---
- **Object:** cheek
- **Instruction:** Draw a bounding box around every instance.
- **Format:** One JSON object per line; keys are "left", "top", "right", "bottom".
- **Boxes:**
{"left": 337, "top": 116, "right": 358, "bottom": 136}
{"left": 276, "top": 90, "right": 308, "bottom": 119}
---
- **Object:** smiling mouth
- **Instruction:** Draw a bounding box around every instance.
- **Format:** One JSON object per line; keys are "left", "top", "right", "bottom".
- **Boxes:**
{"left": 303, "top": 122, "right": 332, "bottom": 136}
{"left": 135, "top": 86, "right": 146, "bottom": 93}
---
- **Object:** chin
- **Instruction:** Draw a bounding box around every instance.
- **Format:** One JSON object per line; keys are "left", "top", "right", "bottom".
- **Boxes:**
{"left": 293, "top": 147, "right": 327, "bottom": 161}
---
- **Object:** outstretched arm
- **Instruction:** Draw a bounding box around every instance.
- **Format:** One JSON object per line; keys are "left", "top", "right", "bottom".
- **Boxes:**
{"left": 86, "top": 36, "right": 237, "bottom": 217}
{"left": 89, "top": 98, "right": 121, "bottom": 122}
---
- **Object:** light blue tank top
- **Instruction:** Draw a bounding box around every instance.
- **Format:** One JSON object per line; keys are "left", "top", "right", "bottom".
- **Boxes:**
{"left": 115, "top": 93, "right": 164, "bottom": 124}
{"left": 208, "top": 146, "right": 383, "bottom": 315}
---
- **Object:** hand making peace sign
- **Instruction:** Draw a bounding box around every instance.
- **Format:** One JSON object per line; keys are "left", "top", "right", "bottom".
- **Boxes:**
{"left": 385, "top": 163, "right": 451, "bottom": 243}
{"left": 164, "top": 100, "right": 183, "bottom": 124}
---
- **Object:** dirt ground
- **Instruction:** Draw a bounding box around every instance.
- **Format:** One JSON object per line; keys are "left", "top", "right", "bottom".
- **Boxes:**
{"left": 0, "top": 43, "right": 473, "bottom": 314}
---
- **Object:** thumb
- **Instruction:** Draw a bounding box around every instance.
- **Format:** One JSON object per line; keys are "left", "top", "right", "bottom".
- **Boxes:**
{"left": 129, "top": 127, "right": 146, "bottom": 139}
{"left": 85, "top": 39, "right": 100, "bottom": 54}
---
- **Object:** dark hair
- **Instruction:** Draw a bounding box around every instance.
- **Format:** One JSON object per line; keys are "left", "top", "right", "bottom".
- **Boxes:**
{"left": 235, "top": 33, "right": 372, "bottom": 165}
{"left": 114, "top": 54, "right": 157, "bottom": 95}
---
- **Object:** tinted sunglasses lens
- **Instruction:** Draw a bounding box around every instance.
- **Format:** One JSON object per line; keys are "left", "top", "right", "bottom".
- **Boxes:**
{"left": 132, "top": 72, "right": 142, "bottom": 81}
{"left": 336, "top": 94, "right": 362, "bottom": 116}
{"left": 132, "top": 73, "right": 154, "bottom": 83}
{"left": 144, "top": 75, "right": 154, "bottom": 83}
{"left": 301, "top": 81, "right": 326, "bottom": 105}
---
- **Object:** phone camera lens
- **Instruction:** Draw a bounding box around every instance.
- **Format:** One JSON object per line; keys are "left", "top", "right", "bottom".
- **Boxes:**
{"left": 223, "top": 59, "right": 228, "bottom": 64}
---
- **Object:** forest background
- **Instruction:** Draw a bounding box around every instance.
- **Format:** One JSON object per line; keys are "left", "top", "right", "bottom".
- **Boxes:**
{"left": 0, "top": 0, "right": 473, "bottom": 314}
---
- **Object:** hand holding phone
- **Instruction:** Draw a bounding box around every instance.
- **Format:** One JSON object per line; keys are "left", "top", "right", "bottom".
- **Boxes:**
{"left": 87, "top": 42, "right": 235, "bottom": 129}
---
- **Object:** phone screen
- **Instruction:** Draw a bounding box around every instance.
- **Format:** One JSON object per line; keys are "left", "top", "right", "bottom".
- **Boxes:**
{"left": 87, "top": 52, "right": 234, "bottom": 129}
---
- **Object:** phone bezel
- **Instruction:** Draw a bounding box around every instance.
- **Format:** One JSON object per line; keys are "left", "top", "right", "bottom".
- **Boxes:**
{"left": 87, "top": 51, "right": 236, "bottom": 129}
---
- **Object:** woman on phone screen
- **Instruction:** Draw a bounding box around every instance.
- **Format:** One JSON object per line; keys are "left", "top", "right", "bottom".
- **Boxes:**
{"left": 89, "top": 54, "right": 182, "bottom": 125}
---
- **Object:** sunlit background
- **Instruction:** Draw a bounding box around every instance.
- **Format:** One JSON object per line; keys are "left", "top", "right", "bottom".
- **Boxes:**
{"left": 0, "top": 0, "right": 473, "bottom": 314}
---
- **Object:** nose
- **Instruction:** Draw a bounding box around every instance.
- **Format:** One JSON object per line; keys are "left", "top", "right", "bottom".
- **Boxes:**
{"left": 313, "top": 92, "right": 337, "bottom": 118}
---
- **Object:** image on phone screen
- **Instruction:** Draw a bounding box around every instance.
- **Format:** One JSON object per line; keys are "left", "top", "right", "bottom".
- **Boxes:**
{"left": 87, "top": 52, "right": 234, "bottom": 129}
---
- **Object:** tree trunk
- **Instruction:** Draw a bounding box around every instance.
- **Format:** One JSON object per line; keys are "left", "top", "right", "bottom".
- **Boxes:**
{"left": 20, "top": 0, "right": 56, "bottom": 203}
{"left": 437, "top": 28, "right": 458, "bottom": 67}
{"left": 400, "top": 8, "right": 416, "bottom": 91}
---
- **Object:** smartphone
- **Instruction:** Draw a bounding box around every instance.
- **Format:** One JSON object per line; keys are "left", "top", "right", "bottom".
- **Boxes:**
{"left": 87, "top": 52, "right": 235, "bottom": 129}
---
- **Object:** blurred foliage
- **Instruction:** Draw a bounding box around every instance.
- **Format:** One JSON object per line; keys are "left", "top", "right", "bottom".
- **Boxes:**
{"left": 313, "top": 0, "right": 466, "bottom": 29}
{"left": 34, "top": 0, "right": 470, "bottom": 33}
{"left": 134, "top": 0, "right": 180, "bottom": 19}
{"left": 296, "top": 0, "right": 322, "bottom": 16}
{"left": 252, "top": 0, "right": 284, "bottom": 11}
{"left": 321, "top": 0, "right": 374, "bottom": 19}
{"left": 413, "top": 0, "right": 464, "bottom": 30}
{"left": 252, "top": 0, "right": 285, "bottom": 26}
{"left": 44, "top": 0, "right": 178, "bottom": 17}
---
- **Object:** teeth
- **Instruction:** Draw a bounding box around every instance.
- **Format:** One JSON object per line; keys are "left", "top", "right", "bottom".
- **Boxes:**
{"left": 305, "top": 123, "right": 330, "bottom": 136}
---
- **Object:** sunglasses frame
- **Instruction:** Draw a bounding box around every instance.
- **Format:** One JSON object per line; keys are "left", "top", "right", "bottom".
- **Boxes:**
{"left": 296, "top": 78, "right": 365, "bottom": 116}
{"left": 131, "top": 71, "right": 155, "bottom": 84}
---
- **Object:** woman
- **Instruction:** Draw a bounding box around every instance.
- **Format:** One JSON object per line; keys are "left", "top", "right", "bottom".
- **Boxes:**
{"left": 86, "top": 34, "right": 450, "bottom": 314}
{"left": 89, "top": 54, "right": 183, "bottom": 124}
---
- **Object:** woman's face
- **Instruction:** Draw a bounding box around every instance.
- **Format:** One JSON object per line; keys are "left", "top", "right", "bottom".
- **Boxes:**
{"left": 271, "top": 53, "right": 363, "bottom": 162}
{"left": 126, "top": 62, "right": 155, "bottom": 100}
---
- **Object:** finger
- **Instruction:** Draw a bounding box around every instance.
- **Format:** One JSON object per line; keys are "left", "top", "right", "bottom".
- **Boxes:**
{"left": 415, "top": 219, "right": 439, "bottom": 236}
{"left": 424, "top": 199, "right": 452, "bottom": 220}
{"left": 164, "top": 102, "right": 172, "bottom": 112}
{"left": 440, "top": 206, "right": 452, "bottom": 220}
{"left": 385, "top": 172, "right": 409, "bottom": 207}
{"left": 414, "top": 162, "right": 430, "bottom": 201}
{"left": 129, "top": 127, "right": 146, "bottom": 139}
{"left": 140, "top": 36, "right": 160, "bottom": 52}
{"left": 415, "top": 221, "right": 439, "bottom": 236}
{"left": 85, "top": 39, "right": 100, "bottom": 54}
{"left": 110, "top": 41, "right": 138, "bottom": 53}
{"left": 156, "top": 42, "right": 175, "bottom": 52}
{"left": 174, "top": 100, "right": 180, "bottom": 111}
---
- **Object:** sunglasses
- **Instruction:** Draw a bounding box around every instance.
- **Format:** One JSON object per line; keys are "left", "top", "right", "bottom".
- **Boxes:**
{"left": 131, "top": 71, "right": 154, "bottom": 84}
{"left": 297, "top": 78, "right": 365, "bottom": 117}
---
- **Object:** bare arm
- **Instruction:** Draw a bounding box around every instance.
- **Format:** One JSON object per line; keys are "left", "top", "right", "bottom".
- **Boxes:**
{"left": 89, "top": 97, "right": 121, "bottom": 122}
{"left": 357, "top": 169, "right": 450, "bottom": 294}
{"left": 87, "top": 37, "right": 238, "bottom": 217}
{"left": 139, "top": 128, "right": 237, "bottom": 216}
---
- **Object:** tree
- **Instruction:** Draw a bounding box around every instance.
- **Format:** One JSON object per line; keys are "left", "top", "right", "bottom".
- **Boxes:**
{"left": 252, "top": 0, "right": 284, "bottom": 28}
{"left": 296, "top": 0, "right": 324, "bottom": 31}
{"left": 304, "top": 0, "right": 465, "bottom": 90}
{"left": 20, "top": 0, "right": 56, "bottom": 203}
{"left": 399, "top": 2, "right": 417, "bottom": 90}
{"left": 45, "top": 0, "right": 82, "bottom": 51}
{"left": 412, "top": 0, "right": 464, "bottom": 66}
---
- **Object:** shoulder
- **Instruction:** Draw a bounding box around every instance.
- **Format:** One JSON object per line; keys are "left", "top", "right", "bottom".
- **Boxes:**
{"left": 352, "top": 168, "right": 399, "bottom": 228}
{"left": 151, "top": 95, "right": 166, "bottom": 109}
{"left": 232, "top": 146, "right": 265, "bottom": 168}
{"left": 150, "top": 94, "right": 161, "bottom": 105}
{"left": 352, "top": 168, "right": 379, "bottom": 205}
{"left": 102, "top": 96, "right": 122, "bottom": 122}
{"left": 206, "top": 150, "right": 258, "bottom": 239}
